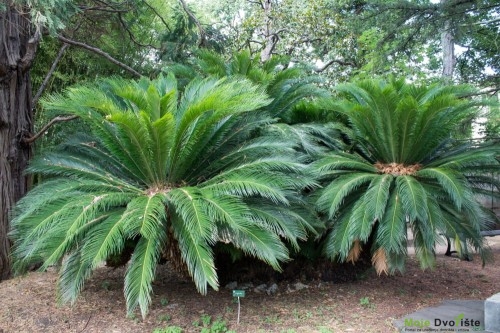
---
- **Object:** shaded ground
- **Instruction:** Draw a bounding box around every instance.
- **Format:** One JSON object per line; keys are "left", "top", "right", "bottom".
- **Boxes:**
{"left": 1, "top": 237, "right": 499, "bottom": 333}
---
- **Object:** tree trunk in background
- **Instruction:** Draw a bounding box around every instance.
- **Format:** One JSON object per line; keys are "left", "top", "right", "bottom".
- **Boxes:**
{"left": 0, "top": 5, "right": 37, "bottom": 279}
{"left": 441, "top": 1, "right": 455, "bottom": 80}
{"left": 260, "top": 0, "right": 276, "bottom": 62}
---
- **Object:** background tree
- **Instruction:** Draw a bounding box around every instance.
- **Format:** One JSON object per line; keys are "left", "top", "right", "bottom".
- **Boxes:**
{"left": 199, "top": 0, "right": 358, "bottom": 78}
{"left": 0, "top": 0, "right": 75, "bottom": 280}
{"left": 340, "top": 0, "right": 500, "bottom": 89}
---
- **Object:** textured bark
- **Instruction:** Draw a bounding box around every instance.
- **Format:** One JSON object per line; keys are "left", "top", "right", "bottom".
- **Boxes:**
{"left": 441, "top": 0, "right": 455, "bottom": 80}
{"left": 260, "top": 0, "right": 277, "bottom": 63}
{"left": 0, "top": 5, "right": 36, "bottom": 279}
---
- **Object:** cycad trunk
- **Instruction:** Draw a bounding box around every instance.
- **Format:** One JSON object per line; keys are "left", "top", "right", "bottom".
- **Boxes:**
{"left": 0, "top": 6, "right": 37, "bottom": 279}
{"left": 165, "top": 228, "right": 189, "bottom": 277}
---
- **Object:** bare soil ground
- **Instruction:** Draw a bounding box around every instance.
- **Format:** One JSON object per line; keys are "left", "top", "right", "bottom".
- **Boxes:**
{"left": 1, "top": 237, "right": 499, "bottom": 333}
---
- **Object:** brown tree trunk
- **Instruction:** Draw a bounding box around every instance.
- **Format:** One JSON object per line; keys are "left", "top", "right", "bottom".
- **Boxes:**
{"left": 260, "top": 0, "right": 276, "bottom": 63}
{"left": 441, "top": 0, "right": 455, "bottom": 80}
{"left": 0, "top": 5, "right": 37, "bottom": 280}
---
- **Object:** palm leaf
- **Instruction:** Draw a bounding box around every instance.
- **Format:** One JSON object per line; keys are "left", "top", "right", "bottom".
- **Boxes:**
{"left": 316, "top": 173, "right": 375, "bottom": 218}
{"left": 80, "top": 210, "right": 128, "bottom": 269}
{"left": 57, "top": 252, "right": 92, "bottom": 305}
{"left": 170, "top": 213, "right": 218, "bottom": 295}
{"left": 376, "top": 190, "right": 406, "bottom": 254}
{"left": 416, "top": 168, "right": 465, "bottom": 210}
{"left": 124, "top": 230, "right": 166, "bottom": 318}
{"left": 396, "top": 176, "right": 428, "bottom": 221}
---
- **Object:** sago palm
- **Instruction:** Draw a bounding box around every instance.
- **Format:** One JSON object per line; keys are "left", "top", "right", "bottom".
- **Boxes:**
{"left": 186, "top": 50, "right": 348, "bottom": 158}
{"left": 167, "top": 49, "right": 326, "bottom": 122}
{"left": 9, "top": 74, "right": 316, "bottom": 317}
{"left": 312, "top": 79, "right": 500, "bottom": 274}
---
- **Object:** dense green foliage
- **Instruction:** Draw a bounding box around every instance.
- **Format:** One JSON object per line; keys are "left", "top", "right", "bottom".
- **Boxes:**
{"left": 312, "top": 80, "right": 500, "bottom": 273}
{"left": 9, "top": 75, "right": 317, "bottom": 317}
{"left": 166, "top": 49, "right": 326, "bottom": 122}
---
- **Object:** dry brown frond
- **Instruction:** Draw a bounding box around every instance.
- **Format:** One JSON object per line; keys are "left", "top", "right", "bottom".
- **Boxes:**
{"left": 372, "top": 248, "right": 388, "bottom": 275}
{"left": 346, "top": 239, "right": 362, "bottom": 264}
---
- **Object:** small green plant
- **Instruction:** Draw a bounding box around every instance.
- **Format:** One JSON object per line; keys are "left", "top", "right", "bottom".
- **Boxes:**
{"left": 207, "top": 317, "right": 232, "bottom": 333}
{"left": 201, "top": 314, "right": 212, "bottom": 327}
{"left": 193, "top": 314, "right": 212, "bottom": 328}
{"left": 280, "top": 329, "right": 296, "bottom": 333}
{"left": 160, "top": 298, "right": 169, "bottom": 306}
{"left": 263, "top": 314, "right": 281, "bottom": 324}
{"left": 470, "top": 289, "right": 481, "bottom": 297}
{"left": 317, "top": 327, "right": 334, "bottom": 333}
{"left": 292, "top": 309, "right": 313, "bottom": 321}
{"left": 359, "top": 297, "right": 370, "bottom": 307}
{"left": 152, "top": 326, "right": 183, "bottom": 333}
{"left": 158, "top": 314, "right": 171, "bottom": 322}
{"left": 193, "top": 315, "right": 232, "bottom": 333}
{"left": 359, "top": 296, "right": 375, "bottom": 310}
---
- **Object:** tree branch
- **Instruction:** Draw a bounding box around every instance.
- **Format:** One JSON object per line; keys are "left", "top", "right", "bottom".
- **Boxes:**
{"left": 78, "top": 5, "right": 129, "bottom": 13}
{"left": 142, "top": 0, "right": 171, "bottom": 32}
{"left": 313, "top": 59, "right": 356, "bottom": 72}
{"left": 178, "top": 0, "right": 206, "bottom": 47}
{"left": 248, "top": 0, "right": 264, "bottom": 9}
{"left": 32, "top": 43, "right": 69, "bottom": 107}
{"left": 286, "top": 36, "right": 323, "bottom": 55}
{"left": 57, "top": 35, "right": 142, "bottom": 77}
{"left": 118, "top": 13, "right": 159, "bottom": 49}
{"left": 23, "top": 115, "right": 79, "bottom": 144}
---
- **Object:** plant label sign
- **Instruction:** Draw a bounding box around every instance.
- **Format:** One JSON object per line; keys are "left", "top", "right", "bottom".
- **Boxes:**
{"left": 232, "top": 290, "right": 245, "bottom": 298}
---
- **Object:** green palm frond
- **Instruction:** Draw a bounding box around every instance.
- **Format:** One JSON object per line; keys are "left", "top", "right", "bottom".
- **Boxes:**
{"left": 170, "top": 49, "right": 324, "bottom": 123}
{"left": 363, "top": 174, "right": 394, "bottom": 224}
{"left": 125, "top": 230, "right": 166, "bottom": 318}
{"left": 317, "top": 173, "right": 375, "bottom": 219}
{"left": 170, "top": 211, "right": 218, "bottom": 295}
{"left": 264, "top": 122, "right": 348, "bottom": 156}
{"left": 415, "top": 168, "right": 466, "bottom": 210}
{"left": 58, "top": 252, "right": 92, "bottom": 305}
{"left": 81, "top": 211, "right": 128, "bottom": 269}
{"left": 216, "top": 223, "right": 289, "bottom": 271}
{"left": 396, "top": 176, "right": 428, "bottom": 221}
{"left": 375, "top": 190, "right": 407, "bottom": 254}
